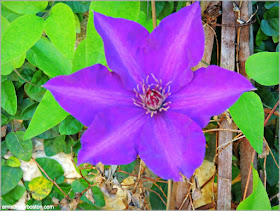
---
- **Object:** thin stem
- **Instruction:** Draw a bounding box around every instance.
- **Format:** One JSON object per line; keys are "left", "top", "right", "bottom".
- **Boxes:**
{"left": 144, "top": 187, "right": 167, "bottom": 206}
{"left": 201, "top": 59, "right": 210, "bottom": 66}
{"left": 264, "top": 100, "right": 279, "bottom": 126}
{"left": 265, "top": 139, "right": 279, "bottom": 168}
{"left": 32, "top": 158, "right": 68, "bottom": 198}
{"left": 79, "top": 168, "right": 91, "bottom": 186}
{"left": 263, "top": 155, "right": 267, "bottom": 189}
{"left": 242, "top": 151, "right": 255, "bottom": 200}
{"left": 151, "top": 1, "right": 157, "bottom": 29}
{"left": 116, "top": 170, "right": 168, "bottom": 183}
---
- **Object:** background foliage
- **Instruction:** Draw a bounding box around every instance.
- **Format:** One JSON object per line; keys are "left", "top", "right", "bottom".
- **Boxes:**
{"left": 1, "top": 1, "right": 279, "bottom": 210}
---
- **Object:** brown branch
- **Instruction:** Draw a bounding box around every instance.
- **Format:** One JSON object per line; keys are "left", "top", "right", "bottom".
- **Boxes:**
{"left": 79, "top": 168, "right": 91, "bottom": 186}
{"left": 242, "top": 151, "right": 255, "bottom": 200}
{"left": 203, "top": 128, "right": 241, "bottom": 133}
{"left": 264, "top": 100, "right": 279, "bottom": 126}
{"left": 151, "top": 1, "right": 157, "bottom": 29}
{"left": 143, "top": 187, "right": 167, "bottom": 206}
{"left": 264, "top": 108, "right": 279, "bottom": 117}
{"left": 116, "top": 170, "right": 168, "bottom": 183}
{"left": 166, "top": 179, "right": 172, "bottom": 210}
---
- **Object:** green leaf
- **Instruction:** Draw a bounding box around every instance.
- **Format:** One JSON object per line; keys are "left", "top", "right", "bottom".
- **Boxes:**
{"left": 1, "top": 15, "right": 44, "bottom": 63}
{"left": 1, "top": 141, "right": 8, "bottom": 157}
{"left": 265, "top": 2, "right": 279, "bottom": 9}
{"left": 263, "top": 6, "right": 279, "bottom": 20}
{"left": 59, "top": 116, "right": 83, "bottom": 135}
{"left": 272, "top": 205, "right": 279, "bottom": 210}
{"left": 72, "top": 39, "right": 87, "bottom": 73}
{"left": 74, "top": 13, "right": 81, "bottom": 33}
{"left": 2, "top": 53, "right": 25, "bottom": 78}
{"left": 26, "top": 198, "right": 42, "bottom": 209}
{"left": 26, "top": 38, "right": 72, "bottom": 77}
{"left": 229, "top": 92, "right": 264, "bottom": 154}
{"left": 6, "top": 131, "right": 33, "bottom": 161}
{"left": 2, "top": 1, "right": 48, "bottom": 15}
{"left": 237, "top": 166, "right": 271, "bottom": 210}
{"left": 150, "top": 182, "right": 167, "bottom": 209}
{"left": 1, "top": 5, "right": 22, "bottom": 22}
{"left": 91, "top": 186, "right": 105, "bottom": 207}
{"left": 255, "top": 28, "right": 269, "bottom": 46}
{"left": 136, "top": 11, "right": 158, "bottom": 33}
{"left": 24, "top": 70, "right": 49, "bottom": 102}
{"left": 1, "top": 15, "right": 10, "bottom": 39}
{"left": 24, "top": 91, "right": 68, "bottom": 140}
{"left": 29, "top": 176, "right": 53, "bottom": 201}
{"left": 1, "top": 185, "right": 25, "bottom": 205}
{"left": 44, "top": 135, "right": 66, "bottom": 156}
{"left": 14, "top": 98, "right": 34, "bottom": 120}
{"left": 60, "top": 1, "right": 90, "bottom": 13}
{"left": 1, "top": 80, "right": 17, "bottom": 115}
{"left": 1, "top": 113, "right": 10, "bottom": 126}
{"left": 117, "top": 161, "right": 136, "bottom": 183}
{"left": 1, "top": 165, "right": 23, "bottom": 195}
{"left": 245, "top": 52, "right": 279, "bottom": 86}
{"left": 265, "top": 149, "right": 279, "bottom": 186}
{"left": 36, "top": 157, "right": 64, "bottom": 181}
{"left": 21, "top": 102, "right": 39, "bottom": 120}
{"left": 261, "top": 7, "right": 279, "bottom": 36}
{"left": 261, "top": 19, "right": 279, "bottom": 37}
{"left": 92, "top": 1, "right": 140, "bottom": 19}
{"left": 44, "top": 3, "right": 76, "bottom": 60}
{"left": 63, "top": 136, "right": 75, "bottom": 154}
{"left": 71, "top": 179, "right": 94, "bottom": 205}
{"left": 6, "top": 156, "right": 21, "bottom": 167}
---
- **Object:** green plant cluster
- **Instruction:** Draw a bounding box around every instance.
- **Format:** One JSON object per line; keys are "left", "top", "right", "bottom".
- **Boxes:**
{"left": 0, "top": 1, "right": 279, "bottom": 210}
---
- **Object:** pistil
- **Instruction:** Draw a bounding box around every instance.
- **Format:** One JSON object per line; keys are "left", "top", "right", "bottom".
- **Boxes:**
{"left": 133, "top": 74, "right": 172, "bottom": 117}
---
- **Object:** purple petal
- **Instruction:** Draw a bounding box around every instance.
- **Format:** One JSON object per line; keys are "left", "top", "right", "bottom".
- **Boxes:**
{"left": 139, "top": 111, "right": 205, "bottom": 181}
{"left": 94, "top": 12, "right": 149, "bottom": 90}
{"left": 43, "top": 64, "right": 134, "bottom": 126}
{"left": 138, "top": 2, "right": 204, "bottom": 91}
{"left": 169, "top": 65, "right": 255, "bottom": 128}
{"left": 78, "top": 107, "right": 148, "bottom": 165}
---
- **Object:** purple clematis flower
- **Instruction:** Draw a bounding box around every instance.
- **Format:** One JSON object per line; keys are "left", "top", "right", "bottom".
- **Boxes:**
{"left": 44, "top": 2, "right": 254, "bottom": 181}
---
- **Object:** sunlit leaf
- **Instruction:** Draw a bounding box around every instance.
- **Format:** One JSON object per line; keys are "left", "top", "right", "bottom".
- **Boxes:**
{"left": 1, "top": 15, "right": 44, "bottom": 63}
{"left": 24, "top": 91, "right": 68, "bottom": 140}
{"left": 229, "top": 92, "right": 264, "bottom": 154}
{"left": 29, "top": 176, "right": 53, "bottom": 200}
{"left": 245, "top": 52, "right": 279, "bottom": 86}
{"left": 237, "top": 166, "right": 271, "bottom": 210}
{"left": 1, "top": 80, "right": 17, "bottom": 115}
{"left": 26, "top": 38, "right": 72, "bottom": 77}
{"left": 45, "top": 3, "right": 76, "bottom": 60}
{"left": 6, "top": 156, "right": 21, "bottom": 167}
{"left": 2, "top": 1, "right": 48, "bottom": 15}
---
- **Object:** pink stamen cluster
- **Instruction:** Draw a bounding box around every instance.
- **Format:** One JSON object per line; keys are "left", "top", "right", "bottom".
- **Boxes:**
{"left": 133, "top": 74, "right": 172, "bottom": 117}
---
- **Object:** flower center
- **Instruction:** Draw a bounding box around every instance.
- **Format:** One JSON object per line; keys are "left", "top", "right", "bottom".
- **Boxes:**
{"left": 133, "top": 74, "right": 171, "bottom": 117}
